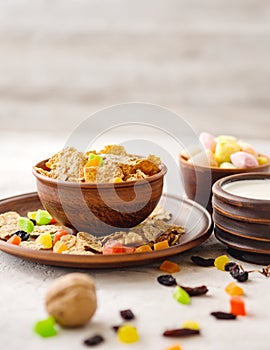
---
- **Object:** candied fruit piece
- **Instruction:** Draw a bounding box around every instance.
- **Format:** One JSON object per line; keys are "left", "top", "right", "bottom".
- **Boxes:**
{"left": 215, "top": 140, "right": 241, "bottom": 164}
{"left": 33, "top": 316, "right": 58, "bottom": 338}
{"left": 113, "top": 177, "right": 123, "bottom": 183}
{"left": 159, "top": 260, "right": 180, "bottom": 273}
{"left": 154, "top": 240, "right": 169, "bottom": 251}
{"left": 135, "top": 244, "right": 152, "bottom": 253}
{"left": 230, "top": 296, "right": 246, "bottom": 316}
{"left": 214, "top": 255, "right": 230, "bottom": 271}
{"left": 258, "top": 156, "right": 269, "bottom": 165}
{"left": 36, "top": 232, "right": 53, "bottom": 249}
{"left": 231, "top": 152, "right": 258, "bottom": 168}
{"left": 225, "top": 282, "right": 244, "bottom": 296}
{"left": 35, "top": 210, "right": 52, "bottom": 225}
{"left": 87, "top": 154, "right": 103, "bottom": 167}
{"left": 53, "top": 229, "right": 69, "bottom": 245}
{"left": 182, "top": 320, "right": 200, "bottom": 330}
{"left": 173, "top": 286, "right": 190, "bottom": 305}
{"left": 219, "top": 162, "right": 236, "bottom": 169}
{"left": 27, "top": 211, "right": 37, "bottom": 221}
{"left": 117, "top": 324, "right": 139, "bottom": 343}
{"left": 165, "top": 345, "right": 182, "bottom": 350}
{"left": 7, "top": 235, "right": 21, "bottom": 245}
{"left": 53, "top": 241, "right": 68, "bottom": 253}
{"left": 18, "top": 217, "right": 34, "bottom": 233}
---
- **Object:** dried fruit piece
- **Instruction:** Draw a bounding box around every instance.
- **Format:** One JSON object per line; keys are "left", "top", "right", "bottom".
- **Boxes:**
{"left": 53, "top": 241, "right": 68, "bottom": 253}
{"left": 53, "top": 229, "right": 69, "bottom": 245}
{"left": 135, "top": 244, "right": 152, "bottom": 253}
{"left": 159, "top": 260, "right": 180, "bottom": 273}
{"left": 225, "top": 262, "right": 238, "bottom": 271}
{"left": 181, "top": 320, "right": 200, "bottom": 330}
{"left": 191, "top": 256, "right": 215, "bottom": 267}
{"left": 33, "top": 316, "right": 58, "bottom": 338}
{"left": 165, "top": 345, "right": 182, "bottom": 350}
{"left": 157, "top": 274, "right": 177, "bottom": 287}
{"left": 225, "top": 282, "right": 244, "bottom": 296}
{"left": 12, "top": 230, "right": 29, "bottom": 241}
{"left": 236, "top": 271, "right": 249, "bottom": 283}
{"left": 7, "top": 235, "right": 22, "bottom": 245}
{"left": 120, "top": 309, "right": 135, "bottom": 321}
{"left": 173, "top": 286, "right": 190, "bottom": 305}
{"left": 35, "top": 210, "right": 53, "bottom": 225}
{"left": 230, "top": 296, "right": 246, "bottom": 316}
{"left": 36, "top": 232, "right": 53, "bottom": 249}
{"left": 117, "top": 324, "right": 139, "bottom": 343}
{"left": 163, "top": 328, "right": 200, "bottom": 337}
{"left": 214, "top": 255, "right": 230, "bottom": 271}
{"left": 17, "top": 217, "right": 34, "bottom": 233}
{"left": 180, "top": 285, "right": 208, "bottom": 296}
{"left": 211, "top": 312, "right": 237, "bottom": 320}
{"left": 83, "top": 335, "right": 104, "bottom": 346}
{"left": 154, "top": 240, "right": 169, "bottom": 250}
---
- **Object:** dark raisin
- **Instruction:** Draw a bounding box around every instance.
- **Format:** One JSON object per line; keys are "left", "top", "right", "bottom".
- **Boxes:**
{"left": 236, "top": 271, "right": 249, "bottom": 282}
{"left": 230, "top": 265, "right": 241, "bottom": 279}
{"left": 13, "top": 230, "right": 30, "bottom": 241}
{"left": 111, "top": 325, "right": 120, "bottom": 332}
{"left": 225, "top": 262, "right": 237, "bottom": 272}
{"left": 211, "top": 312, "right": 237, "bottom": 320}
{"left": 180, "top": 285, "right": 208, "bottom": 296}
{"left": 157, "top": 274, "right": 177, "bottom": 286}
{"left": 163, "top": 328, "right": 200, "bottom": 337}
{"left": 120, "top": 309, "right": 135, "bottom": 320}
{"left": 30, "top": 219, "right": 36, "bottom": 225}
{"left": 191, "top": 256, "right": 215, "bottom": 267}
{"left": 83, "top": 335, "right": 104, "bottom": 346}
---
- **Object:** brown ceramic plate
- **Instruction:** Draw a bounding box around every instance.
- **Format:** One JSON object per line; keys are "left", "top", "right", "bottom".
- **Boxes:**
{"left": 0, "top": 192, "right": 212, "bottom": 268}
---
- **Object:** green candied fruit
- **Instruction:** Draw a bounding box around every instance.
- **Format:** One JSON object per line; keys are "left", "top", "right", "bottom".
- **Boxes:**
{"left": 33, "top": 316, "right": 58, "bottom": 338}
{"left": 17, "top": 217, "right": 34, "bottom": 233}
{"left": 35, "top": 210, "right": 52, "bottom": 225}
{"left": 173, "top": 286, "right": 190, "bottom": 305}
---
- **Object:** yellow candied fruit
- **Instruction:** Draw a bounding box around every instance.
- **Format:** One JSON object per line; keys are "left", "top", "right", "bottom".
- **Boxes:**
{"left": 135, "top": 244, "right": 152, "bottom": 253}
{"left": 165, "top": 345, "right": 182, "bottom": 350}
{"left": 214, "top": 255, "right": 230, "bottom": 271}
{"left": 257, "top": 156, "right": 269, "bottom": 166}
{"left": 154, "top": 240, "right": 169, "bottom": 251}
{"left": 117, "top": 324, "right": 139, "bottom": 344}
{"left": 53, "top": 241, "right": 68, "bottom": 253}
{"left": 36, "top": 232, "right": 53, "bottom": 249}
{"left": 113, "top": 177, "right": 124, "bottom": 183}
{"left": 181, "top": 320, "right": 200, "bottom": 330}
{"left": 214, "top": 140, "right": 241, "bottom": 164}
{"left": 225, "top": 282, "right": 244, "bottom": 296}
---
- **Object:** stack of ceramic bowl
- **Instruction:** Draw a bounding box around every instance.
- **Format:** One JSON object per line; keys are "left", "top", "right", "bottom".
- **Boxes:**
{"left": 212, "top": 173, "right": 270, "bottom": 264}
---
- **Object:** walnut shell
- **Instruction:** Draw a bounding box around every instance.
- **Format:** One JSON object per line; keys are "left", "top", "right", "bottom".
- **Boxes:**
{"left": 45, "top": 273, "right": 97, "bottom": 328}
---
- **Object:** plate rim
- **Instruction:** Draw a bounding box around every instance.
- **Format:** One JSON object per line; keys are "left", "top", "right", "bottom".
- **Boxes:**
{"left": 0, "top": 192, "right": 213, "bottom": 268}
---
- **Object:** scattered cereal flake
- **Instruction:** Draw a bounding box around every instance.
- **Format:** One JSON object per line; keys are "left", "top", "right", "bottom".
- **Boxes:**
{"left": 76, "top": 232, "right": 103, "bottom": 253}
{"left": 0, "top": 223, "right": 19, "bottom": 240}
{"left": 59, "top": 235, "right": 77, "bottom": 249}
{"left": 0, "top": 211, "right": 20, "bottom": 227}
{"left": 30, "top": 225, "right": 64, "bottom": 238}
{"left": 20, "top": 241, "right": 43, "bottom": 250}
{"left": 100, "top": 145, "right": 127, "bottom": 156}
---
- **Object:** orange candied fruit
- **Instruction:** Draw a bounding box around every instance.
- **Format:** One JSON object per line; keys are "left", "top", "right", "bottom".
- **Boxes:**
{"left": 230, "top": 296, "right": 246, "bottom": 316}
{"left": 135, "top": 244, "right": 152, "bottom": 253}
{"left": 154, "top": 240, "right": 169, "bottom": 251}
{"left": 225, "top": 282, "right": 244, "bottom": 296}
{"left": 159, "top": 260, "right": 180, "bottom": 273}
{"left": 165, "top": 345, "right": 182, "bottom": 350}
{"left": 7, "top": 235, "right": 22, "bottom": 245}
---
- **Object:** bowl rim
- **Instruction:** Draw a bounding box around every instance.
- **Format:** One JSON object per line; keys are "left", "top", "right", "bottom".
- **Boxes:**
{"left": 212, "top": 172, "right": 270, "bottom": 204}
{"left": 179, "top": 153, "right": 270, "bottom": 172}
{"left": 32, "top": 159, "right": 167, "bottom": 188}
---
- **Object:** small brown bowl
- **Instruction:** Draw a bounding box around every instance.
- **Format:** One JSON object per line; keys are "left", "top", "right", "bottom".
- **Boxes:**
{"left": 212, "top": 173, "right": 270, "bottom": 262}
{"left": 33, "top": 160, "right": 167, "bottom": 235}
{"left": 179, "top": 154, "right": 270, "bottom": 212}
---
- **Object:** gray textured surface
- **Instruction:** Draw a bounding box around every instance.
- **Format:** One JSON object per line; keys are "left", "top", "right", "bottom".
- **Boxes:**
{"left": 0, "top": 0, "right": 270, "bottom": 137}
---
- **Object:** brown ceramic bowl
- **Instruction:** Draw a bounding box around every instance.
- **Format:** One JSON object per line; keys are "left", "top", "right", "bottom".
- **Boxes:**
{"left": 179, "top": 154, "right": 270, "bottom": 212}
{"left": 212, "top": 173, "right": 270, "bottom": 263}
{"left": 32, "top": 159, "right": 167, "bottom": 235}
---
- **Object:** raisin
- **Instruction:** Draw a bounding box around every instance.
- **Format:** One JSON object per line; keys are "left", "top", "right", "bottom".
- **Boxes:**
{"left": 236, "top": 271, "right": 249, "bottom": 283}
{"left": 157, "top": 274, "right": 177, "bottom": 287}
{"left": 225, "top": 262, "right": 237, "bottom": 272}
{"left": 83, "top": 335, "right": 104, "bottom": 346}
{"left": 120, "top": 309, "right": 135, "bottom": 320}
{"left": 211, "top": 312, "right": 237, "bottom": 320}
{"left": 191, "top": 256, "right": 215, "bottom": 267}
{"left": 180, "top": 285, "right": 208, "bottom": 296}
{"left": 163, "top": 328, "right": 200, "bottom": 337}
{"left": 230, "top": 265, "right": 241, "bottom": 279}
{"left": 13, "top": 230, "right": 30, "bottom": 241}
{"left": 111, "top": 325, "right": 120, "bottom": 332}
